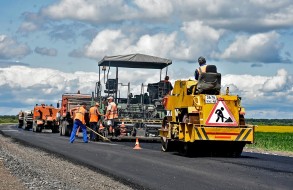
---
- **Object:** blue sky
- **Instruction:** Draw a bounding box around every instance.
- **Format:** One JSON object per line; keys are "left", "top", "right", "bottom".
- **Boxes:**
{"left": 0, "top": 0, "right": 293, "bottom": 119}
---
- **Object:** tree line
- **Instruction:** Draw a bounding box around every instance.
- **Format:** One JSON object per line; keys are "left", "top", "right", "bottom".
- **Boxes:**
{"left": 0, "top": 115, "right": 18, "bottom": 123}
{"left": 246, "top": 119, "right": 293, "bottom": 126}
{"left": 0, "top": 115, "right": 293, "bottom": 126}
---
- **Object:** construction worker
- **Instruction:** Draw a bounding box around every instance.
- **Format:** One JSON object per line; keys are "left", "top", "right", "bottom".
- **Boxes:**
{"left": 162, "top": 75, "right": 173, "bottom": 95}
{"left": 69, "top": 102, "right": 88, "bottom": 143}
{"left": 70, "top": 105, "right": 81, "bottom": 137}
{"left": 161, "top": 75, "right": 173, "bottom": 109}
{"left": 194, "top": 56, "right": 207, "bottom": 80}
{"left": 105, "top": 96, "right": 118, "bottom": 136}
{"left": 89, "top": 102, "right": 104, "bottom": 141}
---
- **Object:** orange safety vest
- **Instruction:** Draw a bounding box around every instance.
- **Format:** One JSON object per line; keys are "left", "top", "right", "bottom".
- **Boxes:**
{"left": 162, "top": 94, "right": 169, "bottom": 109}
{"left": 197, "top": 65, "right": 207, "bottom": 75}
{"left": 107, "top": 102, "right": 118, "bottom": 119}
{"left": 75, "top": 106, "right": 86, "bottom": 124}
{"left": 89, "top": 106, "right": 99, "bottom": 122}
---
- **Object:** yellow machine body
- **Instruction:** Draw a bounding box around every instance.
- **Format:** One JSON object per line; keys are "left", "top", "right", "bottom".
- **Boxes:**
{"left": 159, "top": 80, "right": 254, "bottom": 156}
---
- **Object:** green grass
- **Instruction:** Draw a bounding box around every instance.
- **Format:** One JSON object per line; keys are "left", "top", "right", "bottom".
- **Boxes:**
{"left": 0, "top": 115, "right": 18, "bottom": 124}
{"left": 247, "top": 132, "right": 293, "bottom": 152}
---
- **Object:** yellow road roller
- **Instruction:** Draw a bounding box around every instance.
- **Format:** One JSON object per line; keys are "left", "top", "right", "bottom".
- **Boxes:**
{"left": 159, "top": 66, "right": 254, "bottom": 157}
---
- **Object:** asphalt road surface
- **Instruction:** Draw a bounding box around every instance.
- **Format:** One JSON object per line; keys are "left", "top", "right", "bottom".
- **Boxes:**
{"left": 1, "top": 124, "right": 292, "bottom": 190}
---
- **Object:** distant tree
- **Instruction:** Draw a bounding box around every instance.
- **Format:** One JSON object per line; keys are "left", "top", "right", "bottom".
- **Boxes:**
{"left": 246, "top": 119, "right": 293, "bottom": 126}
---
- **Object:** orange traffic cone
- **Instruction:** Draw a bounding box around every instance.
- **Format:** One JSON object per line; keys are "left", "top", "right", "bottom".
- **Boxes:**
{"left": 133, "top": 137, "right": 142, "bottom": 150}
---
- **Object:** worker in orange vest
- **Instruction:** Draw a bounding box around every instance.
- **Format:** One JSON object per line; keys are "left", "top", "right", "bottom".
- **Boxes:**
{"left": 161, "top": 75, "right": 173, "bottom": 109}
{"left": 105, "top": 96, "right": 118, "bottom": 136}
{"left": 70, "top": 105, "right": 81, "bottom": 137}
{"left": 69, "top": 102, "right": 88, "bottom": 143}
{"left": 89, "top": 102, "right": 104, "bottom": 141}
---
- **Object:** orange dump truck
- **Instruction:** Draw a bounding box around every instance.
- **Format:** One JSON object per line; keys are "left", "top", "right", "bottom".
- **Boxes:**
{"left": 58, "top": 93, "right": 93, "bottom": 136}
{"left": 32, "top": 104, "right": 60, "bottom": 133}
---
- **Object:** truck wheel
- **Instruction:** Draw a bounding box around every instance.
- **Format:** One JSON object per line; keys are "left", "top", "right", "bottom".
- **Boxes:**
{"left": 179, "top": 142, "right": 192, "bottom": 157}
{"left": 36, "top": 125, "right": 42, "bottom": 133}
{"left": 230, "top": 144, "right": 244, "bottom": 158}
{"left": 52, "top": 126, "right": 59, "bottom": 133}
{"left": 64, "top": 125, "right": 71, "bottom": 136}
{"left": 18, "top": 121, "right": 23, "bottom": 128}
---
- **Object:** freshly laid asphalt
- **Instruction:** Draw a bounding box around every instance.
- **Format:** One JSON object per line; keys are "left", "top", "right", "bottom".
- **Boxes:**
{"left": 1, "top": 124, "right": 293, "bottom": 190}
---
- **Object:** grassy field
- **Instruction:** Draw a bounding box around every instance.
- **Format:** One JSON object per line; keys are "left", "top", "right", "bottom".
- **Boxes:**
{"left": 0, "top": 116, "right": 18, "bottom": 124}
{"left": 247, "top": 132, "right": 293, "bottom": 153}
{"left": 246, "top": 125, "right": 293, "bottom": 153}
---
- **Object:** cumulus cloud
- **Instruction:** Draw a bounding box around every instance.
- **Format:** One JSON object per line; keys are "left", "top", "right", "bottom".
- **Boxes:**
{"left": 42, "top": 0, "right": 132, "bottom": 23}
{"left": 34, "top": 47, "right": 57, "bottom": 56}
{"left": 222, "top": 68, "right": 293, "bottom": 118}
{"left": 41, "top": 0, "right": 293, "bottom": 32}
{"left": 175, "top": 21, "right": 223, "bottom": 60}
{"left": 84, "top": 29, "right": 176, "bottom": 59}
{"left": 0, "top": 65, "right": 292, "bottom": 118}
{"left": 0, "top": 35, "right": 31, "bottom": 59}
{"left": 134, "top": 0, "right": 173, "bottom": 18}
{"left": 0, "top": 66, "right": 162, "bottom": 114}
{"left": 32, "top": 1, "right": 292, "bottom": 64}
{"left": 0, "top": 66, "right": 99, "bottom": 113}
{"left": 262, "top": 69, "right": 290, "bottom": 92}
{"left": 215, "top": 31, "right": 284, "bottom": 63}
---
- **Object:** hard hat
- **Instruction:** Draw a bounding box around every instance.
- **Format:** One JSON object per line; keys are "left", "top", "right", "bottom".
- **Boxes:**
{"left": 107, "top": 96, "right": 114, "bottom": 100}
{"left": 198, "top": 56, "right": 206, "bottom": 65}
{"left": 95, "top": 102, "right": 100, "bottom": 106}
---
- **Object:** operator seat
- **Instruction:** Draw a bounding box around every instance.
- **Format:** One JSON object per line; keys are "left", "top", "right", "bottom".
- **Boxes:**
{"left": 196, "top": 65, "right": 221, "bottom": 95}
{"left": 104, "top": 79, "right": 117, "bottom": 94}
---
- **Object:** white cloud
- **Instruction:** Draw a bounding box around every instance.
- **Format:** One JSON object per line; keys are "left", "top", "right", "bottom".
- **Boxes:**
{"left": 176, "top": 21, "right": 223, "bottom": 60}
{"left": 42, "top": 0, "right": 132, "bottom": 22}
{"left": 221, "top": 68, "right": 293, "bottom": 118}
{"left": 38, "top": 1, "right": 292, "bottom": 63}
{"left": 84, "top": 29, "right": 176, "bottom": 59}
{"left": 84, "top": 29, "right": 130, "bottom": 58}
{"left": 134, "top": 0, "right": 173, "bottom": 18}
{"left": 0, "top": 35, "right": 31, "bottom": 59}
{"left": 215, "top": 31, "right": 282, "bottom": 62}
{"left": 40, "top": 0, "right": 293, "bottom": 32}
{"left": 262, "top": 69, "right": 289, "bottom": 92}
{"left": 0, "top": 66, "right": 292, "bottom": 118}
{"left": 0, "top": 66, "right": 99, "bottom": 108}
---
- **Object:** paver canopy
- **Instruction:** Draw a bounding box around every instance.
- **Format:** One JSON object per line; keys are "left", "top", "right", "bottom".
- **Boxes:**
{"left": 98, "top": 53, "right": 172, "bottom": 69}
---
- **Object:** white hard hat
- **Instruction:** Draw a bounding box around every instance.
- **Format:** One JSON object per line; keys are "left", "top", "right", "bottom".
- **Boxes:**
{"left": 107, "top": 96, "right": 114, "bottom": 100}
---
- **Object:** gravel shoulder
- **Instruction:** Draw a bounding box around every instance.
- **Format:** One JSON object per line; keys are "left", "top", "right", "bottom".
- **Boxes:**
{"left": 244, "top": 147, "right": 293, "bottom": 157}
{"left": 0, "top": 134, "right": 133, "bottom": 190}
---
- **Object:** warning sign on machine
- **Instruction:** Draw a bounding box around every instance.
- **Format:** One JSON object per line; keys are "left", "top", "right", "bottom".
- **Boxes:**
{"left": 206, "top": 100, "right": 237, "bottom": 126}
